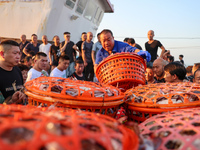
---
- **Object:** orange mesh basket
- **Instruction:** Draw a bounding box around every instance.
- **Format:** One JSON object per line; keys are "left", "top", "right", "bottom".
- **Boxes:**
{"left": 139, "top": 108, "right": 200, "bottom": 150}
{"left": 96, "top": 52, "right": 146, "bottom": 91}
{"left": 0, "top": 104, "right": 139, "bottom": 150}
{"left": 125, "top": 82, "right": 200, "bottom": 123}
{"left": 24, "top": 77, "right": 124, "bottom": 118}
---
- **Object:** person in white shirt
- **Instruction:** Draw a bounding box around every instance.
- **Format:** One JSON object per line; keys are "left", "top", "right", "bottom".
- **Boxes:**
{"left": 39, "top": 35, "right": 51, "bottom": 71}
{"left": 26, "top": 52, "right": 48, "bottom": 82}
{"left": 50, "top": 55, "right": 70, "bottom": 78}
{"left": 39, "top": 35, "right": 51, "bottom": 61}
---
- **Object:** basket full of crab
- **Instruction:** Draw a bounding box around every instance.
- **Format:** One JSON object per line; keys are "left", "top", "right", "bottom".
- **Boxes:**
{"left": 24, "top": 77, "right": 124, "bottom": 118}
{"left": 125, "top": 82, "right": 200, "bottom": 123}
{"left": 139, "top": 108, "right": 200, "bottom": 150}
{"left": 0, "top": 104, "right": 139, "bottom": 150}
{"left": 95, "top": 52, "right": 146, "bottom": 92}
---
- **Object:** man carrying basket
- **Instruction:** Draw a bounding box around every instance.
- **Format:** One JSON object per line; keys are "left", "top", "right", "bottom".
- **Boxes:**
{"left": 94, "top": 29, "right": 151, "bottom": 71}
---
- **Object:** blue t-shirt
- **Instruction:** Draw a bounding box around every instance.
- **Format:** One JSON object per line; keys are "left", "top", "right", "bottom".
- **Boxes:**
{"left": 95, "top": 40, "right": 137, "bottom": 64}
{"left": 25, "top": 42, "right": 40, "bottom": 55}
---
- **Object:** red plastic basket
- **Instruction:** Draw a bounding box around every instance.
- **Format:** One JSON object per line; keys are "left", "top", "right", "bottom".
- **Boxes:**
{"left": 125, "top": 82, "right": 200, "bottom": 123}
{"left": 96, "top": 52, "right": 146, "bottom": 91}
{"left": 0, "top": 104, "right": 139, "bottom": 150}
{"left": 25, "top": 77, "right": 125, "bottom": 118}
{"left": 139, "top": 108, "right": 200, "bottom": 150}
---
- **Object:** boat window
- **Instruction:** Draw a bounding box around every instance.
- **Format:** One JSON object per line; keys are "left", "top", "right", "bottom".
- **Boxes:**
{"left": 84, "top": 0, "right": 97, "bottom": 21}
{"left": 97, "top": 11, "right": 104, "bottom": 25}
{"left": 76, "top": 0, "right": 87, "bottom": 14}
{"left": 66, "top": 0, "right": 76, "bottom": 9}
{"left": 93, "top": 7, "right": 102, "bottom": 24}
{"left": 0, "top": 0, "right": 15, "bottom": 1}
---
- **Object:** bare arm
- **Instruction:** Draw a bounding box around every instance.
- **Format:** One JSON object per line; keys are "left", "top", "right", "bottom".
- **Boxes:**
{"left": 160, "top": 45, "right": 166, "bottom": 58}
{"left": 73, "top": 44, "right": 81, "bottom": 57}
{"left": 49, "top": 50, "right": 52, "bottom": 65}
{"left": 82, "top": 42, "right": 87, "bottom": 66}
{"left": 91, "top": 50, "right": 96, "bottom": 65}
{"left": 60, "top": 41, "right": 68, "bottom": 53}
{"left": 94, "top": 64, "right": 98, "bottom": 74}
{"left": 23, "top": 47, "right": 29, "bottom": 56}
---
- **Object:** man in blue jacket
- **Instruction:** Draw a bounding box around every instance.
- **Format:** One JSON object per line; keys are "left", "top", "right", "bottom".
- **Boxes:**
{"left": 95, "top": 29, "right": 151, "bottom": 70}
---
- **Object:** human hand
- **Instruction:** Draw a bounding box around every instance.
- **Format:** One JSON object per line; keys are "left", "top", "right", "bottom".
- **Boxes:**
{"left": 11, "top": 91, "right": 26, "bottom": 104}
{"left": 65, "top": 40, "right": 69, "bottom": 45}
{"left": 84, "top": 61, "right": 87, "bottom": 67}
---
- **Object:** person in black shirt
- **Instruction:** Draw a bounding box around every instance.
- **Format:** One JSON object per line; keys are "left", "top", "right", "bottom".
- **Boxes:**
{"left": 19, "top": 34, "right": 29, "bottom": 63}
{"left": 69, "top": 59, "right": 85, "bottom": 81}
{"left": 73, "top": 32, "right": 87, "bottom": 59}
{"left": 145, "top": 30, "right": 166, "bottom": 67}
{"left": 23, "top": 34, "right": 40, "bottom": 56}
{"left": 127, "top": 38, "right": 142, "bottom": 50}
{"left": 50, "top": 35, "right": 61, "bottom": 70}
{"left": 60, "top": 32, "right": 79, "bottom": 77}
{"left": 179, "top": 54, "right": 184, "bottom": 65}
{"left": 0, "top": 40, "right": 26, "bottom": 104}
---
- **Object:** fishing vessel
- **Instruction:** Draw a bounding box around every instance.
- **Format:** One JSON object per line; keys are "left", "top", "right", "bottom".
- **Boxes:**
{"left": 0, "top": 0, "right": 114, "bottom": 42}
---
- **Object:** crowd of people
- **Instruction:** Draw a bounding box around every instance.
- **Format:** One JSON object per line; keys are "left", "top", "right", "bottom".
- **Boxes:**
{"left": 0, "top": 29, "right": 199, "bottom": 105}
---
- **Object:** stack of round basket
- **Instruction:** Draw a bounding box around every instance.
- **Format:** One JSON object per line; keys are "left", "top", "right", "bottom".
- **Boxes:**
{"left": 125, "top": 82, "right": 200, "bottom": 122}
{"left": 25, "top": 77, "right": 125, "bottom": 117}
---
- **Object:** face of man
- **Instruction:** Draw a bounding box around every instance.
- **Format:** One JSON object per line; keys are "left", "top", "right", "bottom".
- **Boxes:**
{"left": 54, "top": 36, "right": 60, "bottom": 45}
{"left": 31, "top": 35, "right": 37, "bottom": 43}
{"left": 164, "top": 71, "right": 175, "bottom": 83}
{"left": 35, "top": 56, "right": 48, "bottom": 71}
{"left": 194, "top": 71, "right": 200, "bottom": 84}
{"left": 42, "top": 35, "right": 48, "bottom": 45}
{"left": 64, "top": 34, "right": 70, "bottom": 41}
{"left": 87, "top": 32, "right": 93, "bottom": 42}
{"left": 75, "top": 63, "right": 84, "bottom": 75}
{"left": 147, "top": 30, "right": 154, "bottom": 41}
{"left": 20, "top": 35, "right": 26, "bottom": 42}
{"left": 153, "top": 60, "right": 164, "bottom": 77}
{"left": 100, "top": 32, "right": 115, "bottom": 53}
{"left": 59, "top": 59, "right": 70, "bottom": 71}
{"left": 145, "top": 68, "right": 154, "bottom": 82}
{"left": 4, "top": 46, "right": 21, "bottom": 66}
{"left": 82, "top": 34, "right": 87, "bottom": 41}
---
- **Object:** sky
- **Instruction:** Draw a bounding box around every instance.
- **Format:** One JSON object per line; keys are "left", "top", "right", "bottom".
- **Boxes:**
{"left": 96, "top": 0, "right": 200, "bottom": 66}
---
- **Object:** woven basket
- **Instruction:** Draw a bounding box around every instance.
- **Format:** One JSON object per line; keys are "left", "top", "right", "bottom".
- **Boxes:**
{"left": 25, "top": 77, "right": 124, "bottom": 118}
{"left": 96, "top": 52, "right": 146, "bottom": 91}
{"left": 0, "top": 104, "right": 139, "bottom": 150}
{"left": 125, "top": 82, "right": 200, "bottom": 123}
{"left": 139, "top": 108, "right": 200, "bottom": 150}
